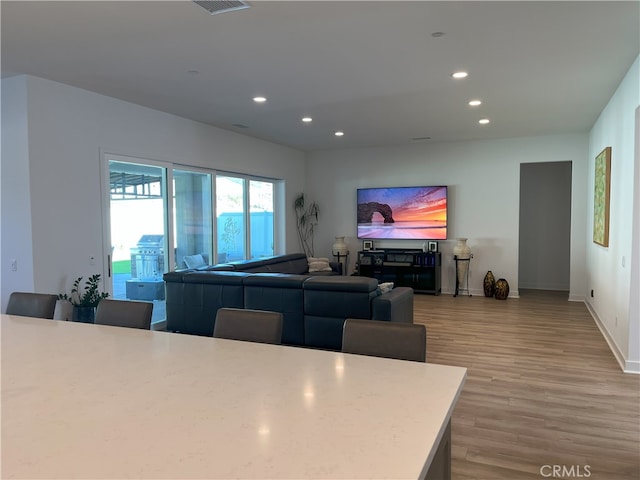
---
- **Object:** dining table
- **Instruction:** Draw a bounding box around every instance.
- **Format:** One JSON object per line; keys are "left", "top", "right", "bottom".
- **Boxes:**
{"left": 1, "top": 313, "right": 466, "bottom": 479}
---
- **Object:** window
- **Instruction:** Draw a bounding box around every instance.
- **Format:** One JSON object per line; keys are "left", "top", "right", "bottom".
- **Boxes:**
{"left": 215, "top": 175, "right": 275, "bottom": 263}
{"left": 249, "top": 180, "right": 274, "bottom": 258}
{"left": 216, "top": 175, "right": 246, "bottom": 263}
{"left": 107, "top": 159, "right": 168, "bottom": 325}
{"left": 173, "top": 169, "right": 213, "bottom": 269}
{"left": 104, "top": 155, "right": 279, "bottom": 326}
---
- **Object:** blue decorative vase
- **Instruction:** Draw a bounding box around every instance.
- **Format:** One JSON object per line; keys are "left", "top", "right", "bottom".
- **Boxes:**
{"left": 73, "top": 306, "right": 96, "bottom": 323}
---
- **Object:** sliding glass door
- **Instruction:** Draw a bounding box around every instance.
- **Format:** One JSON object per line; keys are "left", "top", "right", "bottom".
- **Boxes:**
{"left": 249, "top": 179, "right": 274, "bottom": 258}
{"left": 215, "top": 175, "right": 275, "bottom": 262}
{"left": 104, "top": 156, "right": 278, "bottom": 326}
{"left": 108, "top": 159, "right": 168, "bottom": 325}
{"left": 173, "top": 169, "right": 213, "bottom": 269}
{"left": 216, "top": 175, "right": 246, "bottom": 263}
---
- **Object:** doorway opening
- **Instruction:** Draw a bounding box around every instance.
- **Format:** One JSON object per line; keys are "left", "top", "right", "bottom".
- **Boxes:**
{"left": 518, "top": 161, "right": 572, "bottom": 297}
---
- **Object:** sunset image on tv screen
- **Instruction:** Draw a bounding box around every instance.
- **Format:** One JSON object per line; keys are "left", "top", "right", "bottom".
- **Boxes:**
{"left": 357, "top": 186, "right": 447, "bottom": 239}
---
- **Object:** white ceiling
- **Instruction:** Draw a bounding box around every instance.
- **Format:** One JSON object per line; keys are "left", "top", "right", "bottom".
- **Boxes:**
{"left": 2, "top": 1, "right": 638, "bottom": 152}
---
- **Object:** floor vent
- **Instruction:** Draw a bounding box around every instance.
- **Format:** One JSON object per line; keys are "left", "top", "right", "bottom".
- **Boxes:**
{"left": 192, "top": 1, "right": 250, "bottom": 15}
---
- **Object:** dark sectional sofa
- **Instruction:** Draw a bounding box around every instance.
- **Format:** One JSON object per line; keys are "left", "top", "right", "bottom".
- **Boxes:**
{"left": 163, "top": 253, "right": 414, "bottom": 350}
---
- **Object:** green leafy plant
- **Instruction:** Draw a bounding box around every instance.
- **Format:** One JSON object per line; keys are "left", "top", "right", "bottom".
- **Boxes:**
{"left": 58, "top": 274, "right": 109, "bottom": 307}
{"left": 294, "top": 193, "right": 319, "bottom": 257}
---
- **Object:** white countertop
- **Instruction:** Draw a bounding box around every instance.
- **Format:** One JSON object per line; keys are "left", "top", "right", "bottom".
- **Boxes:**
{"left": 1, "top": 314, "right": 466, "bottom": 479}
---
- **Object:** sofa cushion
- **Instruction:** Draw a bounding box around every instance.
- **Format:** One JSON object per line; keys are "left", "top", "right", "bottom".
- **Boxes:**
{"left": 179, "top": 253, "right": 339, "bottom": 275}
{"left": 266, "top": 256, "right": 309, "bottom": 274}
{"left": 303, "top": 276, "right": 379, "bottom": 321}
{"left": 201, "top": 264, "right": 235, "bottom": 271}
{"left": 371, "top": 287, "right": 414, "bottom": 323}
{"left": 183, "top": 253, "right": 207, "bottom": 269}
{"left": 163, "top": 271, "right": 188, "bottom": 283}
{"left": 303, "top": 276, "right": 379, "bottom": 292}
{"left": 243, "top": 273, "right": 311, "bottom": 345}
{"left": 229, "top": 258, "right": 271, "bottom": 272}
{"left": 229, "top": 253, "right": 308, "bottom": 272}
{"left": 166, "top": 271, "right": 249, "bottom": 336}
{"left": 243, "top": 273, "right": 311, "bottom": 288}
{"left": 304, "top": 316, "right": 346, "bottom": 350}
{"left": 183, "top": 271, "right": 249, "bottom": 285}
{"left": 167, "top": 264, "right": 234, "bottom": 275}
{"left": 307, "top": 257, "right": 332, "bottom": 273}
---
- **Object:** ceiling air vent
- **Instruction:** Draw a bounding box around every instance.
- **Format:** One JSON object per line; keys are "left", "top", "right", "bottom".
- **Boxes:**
{"left": 192, "top": 1, "right": 250, "bottom": 15}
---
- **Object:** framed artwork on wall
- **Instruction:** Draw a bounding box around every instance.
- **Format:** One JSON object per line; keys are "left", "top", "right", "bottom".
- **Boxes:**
{"left": 593, "top": 146, "right": 611, "bottom": 247}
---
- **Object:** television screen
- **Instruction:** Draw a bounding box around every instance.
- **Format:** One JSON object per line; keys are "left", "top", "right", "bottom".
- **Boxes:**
{"left": 357, "top": 186, "right": 447, "bottom": 240}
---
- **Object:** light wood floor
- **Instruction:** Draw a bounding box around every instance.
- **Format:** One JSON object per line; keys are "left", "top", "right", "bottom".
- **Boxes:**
{"left": 414, "top": 290, "right": 640, "bottom": 480}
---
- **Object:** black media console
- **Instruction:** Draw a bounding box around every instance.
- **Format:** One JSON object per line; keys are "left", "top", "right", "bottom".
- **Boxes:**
{"left": 357, "top": 248, "right": 441, "bottom": 295}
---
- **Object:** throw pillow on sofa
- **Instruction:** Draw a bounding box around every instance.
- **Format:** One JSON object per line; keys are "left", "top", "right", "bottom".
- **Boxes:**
{"left": 307, "top": 257, "right": 332, "bottom": 273}
{"left": 184, "top": 253, "right": 207, "bottom": 269}
{"left": 377, "top": 282, "right": 394, "bottom": 295}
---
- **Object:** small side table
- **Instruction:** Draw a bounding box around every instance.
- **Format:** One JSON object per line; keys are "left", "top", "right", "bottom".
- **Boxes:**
{"left": 333, "top": 252, "right": 349, "bottom": 275}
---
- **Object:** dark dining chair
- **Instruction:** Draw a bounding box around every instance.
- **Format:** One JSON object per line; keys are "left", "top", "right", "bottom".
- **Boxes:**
{"left": 6, "top": 292, "right": 58, "bottom": 319}
{"left": 95, "top": 299, "right": 153, "bottom": 330}
{"left": 213, "top": 308, "right": 283, "bottom": 345}
{"left": 342, "top": 318, "right": 427, "bottom": 362}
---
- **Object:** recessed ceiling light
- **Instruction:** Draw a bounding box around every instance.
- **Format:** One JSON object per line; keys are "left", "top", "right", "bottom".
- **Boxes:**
{"left": 411, "top": 137, "right": 432, "bottom": 141}
{"left": 431, "top": 32, "right": 445, "bottom": 38}
{"left": 302, "top": 117, "right": 313, "bottom": 123}
{"left": 192, "top": 0, "right": 250, "bottom": 16}
{"left": 452, "top": 71, "right": 468, "bottom": 79}
{"left": 479, "top": 118, "right": 490, "bottom": 124}
{"left": 187, "top": 69, "right": 200, "bottom": 75}
{"left": 468, "top": 100, "right": 482, "bottom": 106}
{"left": 253, "top": 96, "right": 267, "bottom": 103}
{"left": 334, "top": 131, "right": 344, "bottom": 137}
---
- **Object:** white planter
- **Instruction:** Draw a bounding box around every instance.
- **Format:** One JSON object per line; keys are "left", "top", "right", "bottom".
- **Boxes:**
{"left": 332, "top": 236, "right": 348, "bottom": 255}
{"left": 54, "top": 299, "right": 74, "bottom": 321}
{"left": 453, "top": 238, "right": 472, "bottom": 259}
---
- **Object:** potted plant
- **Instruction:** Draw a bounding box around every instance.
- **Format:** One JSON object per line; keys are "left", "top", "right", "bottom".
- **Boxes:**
{"left": 58, "top": 274, "right": 109, "bottom": 323}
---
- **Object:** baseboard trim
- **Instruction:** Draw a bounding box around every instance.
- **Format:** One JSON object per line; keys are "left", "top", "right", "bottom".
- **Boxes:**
{"left": 585, "top": 300, "right": 638, "bottom": 374}
{"left": 624, "top": 359, "right": 640, "bottom": 374}
{"left": 518, "top": 282, "right": 569, "bottom": 291}
{"left": 440, "top": 288, "right": 520, "bottom": 299}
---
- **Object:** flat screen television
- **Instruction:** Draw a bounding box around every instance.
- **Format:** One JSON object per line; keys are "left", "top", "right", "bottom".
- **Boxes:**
{"left": 357, "top": 185, "right": 448, "bottom": 240}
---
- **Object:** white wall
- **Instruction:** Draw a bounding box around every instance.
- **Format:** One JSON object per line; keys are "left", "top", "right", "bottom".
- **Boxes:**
{"left": 587, "top": 56, "right": 639, "bottom": 373}
{"left": 305, "top": 135, "right": 588, "bottom": 298}
{"left": 0, "top": 75, "right": 306, "bottom": 310}
{"left": 629, "top": 106, "right": 640, "bottom": 371}
{"left": 1, "top": 77, "right": 35, "bottom": 294}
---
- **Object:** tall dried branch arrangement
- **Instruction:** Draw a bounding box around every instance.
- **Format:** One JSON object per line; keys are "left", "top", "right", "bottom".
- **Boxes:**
{"left": 294, "top": 193, "right": 319, "bottom": 257}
